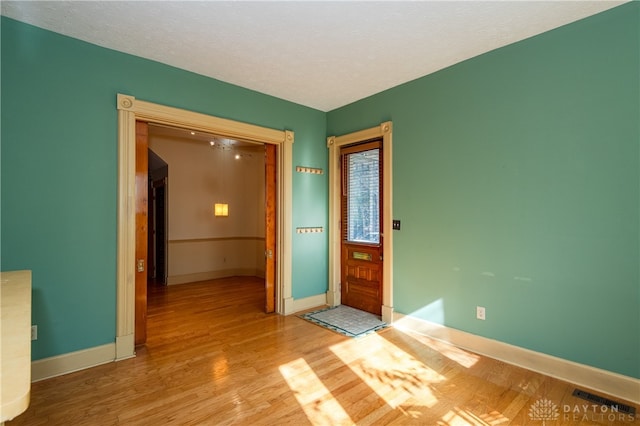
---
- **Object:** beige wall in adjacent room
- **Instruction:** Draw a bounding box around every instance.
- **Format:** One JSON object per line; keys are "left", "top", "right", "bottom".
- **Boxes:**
{"left": 149, "top": 133, "right": 266, "bottom": 284}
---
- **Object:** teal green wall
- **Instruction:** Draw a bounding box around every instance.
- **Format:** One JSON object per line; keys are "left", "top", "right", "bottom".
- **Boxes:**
{"left": 292, "top": 114, "right": 329, "bottom": 299}
{"left": 328, "top": 3, "right": 639, "bottom": 378}
{"left": 3, "top": 4, "right": 638, "bottom": 379}
{"left": 1, "top": 17, "right": 328, "bottom": 360}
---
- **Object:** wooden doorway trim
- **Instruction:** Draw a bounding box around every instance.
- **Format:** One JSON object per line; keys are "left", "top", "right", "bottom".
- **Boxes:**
{"left": 327, "top": 122, "right": 393, "bottom": 323}
{"left": 264, "top": 143, "right": 277, "bottom": 313}
{"left": 135, "top": 121, "right": 149, "bottom": 346}
{"left": 116, "top": 94, "right": 294, "bottom": 360}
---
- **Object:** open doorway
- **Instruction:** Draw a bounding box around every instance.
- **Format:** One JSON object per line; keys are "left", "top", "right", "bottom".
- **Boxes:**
{"left": 148, "top": 149, "right": 168, "bottom": 286}
{"left": 116, "top": 94, "right": 294, "bottom": 360}
{"left": 134, "top": 122, "right": 277, "bottom": 345}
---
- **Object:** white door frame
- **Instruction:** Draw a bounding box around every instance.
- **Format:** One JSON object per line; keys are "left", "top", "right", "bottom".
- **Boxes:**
{"left": 115, "top": 94, "right": 294, "bottom": 360}
{"left": 327, "top": 122, "right": 393, "bottom": 323}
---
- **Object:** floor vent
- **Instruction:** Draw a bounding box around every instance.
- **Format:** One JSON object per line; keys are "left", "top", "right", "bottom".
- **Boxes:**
{"left": 572, "top": 389, "right": 636, "bottom": 415}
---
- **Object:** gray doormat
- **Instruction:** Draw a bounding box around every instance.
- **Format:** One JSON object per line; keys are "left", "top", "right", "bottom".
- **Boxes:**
{"left": 301, "top": 305, "right": 388, "bottom": 338}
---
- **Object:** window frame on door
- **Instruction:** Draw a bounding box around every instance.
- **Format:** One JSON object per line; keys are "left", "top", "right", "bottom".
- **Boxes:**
{"left": 327, "top": 122, "right": 393, "bottom": 323}
{"left": 342, "top": 141, "right": 383, "bottom": 246}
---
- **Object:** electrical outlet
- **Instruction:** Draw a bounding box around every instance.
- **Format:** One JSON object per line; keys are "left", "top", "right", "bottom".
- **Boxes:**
{"left": 476, "top": 306, "right": 486, "bottom": 321}
{"left": 31, "top": 325, "right": 38, "bottom": 340}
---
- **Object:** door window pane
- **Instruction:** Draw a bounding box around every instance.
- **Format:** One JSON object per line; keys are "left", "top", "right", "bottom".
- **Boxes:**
{"left": 347, "top": 148, "right": 380, "bottom": 244}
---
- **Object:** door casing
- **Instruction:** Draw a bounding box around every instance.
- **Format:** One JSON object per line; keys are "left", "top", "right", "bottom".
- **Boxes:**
{"left": 116, "top": 94, "right": 294, "bottom": 360}
{"left": 265, "top": 143, "right": 277, "bottom": 313}
{"left": 327, "top": 122, "right": 393, "bottom": 323}
{"left": 135, "top": 121, "right": 149, "bottom": 346}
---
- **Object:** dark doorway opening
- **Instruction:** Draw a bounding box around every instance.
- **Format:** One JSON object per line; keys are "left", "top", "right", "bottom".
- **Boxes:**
{"left": 148, "top": 148, "right": 168, "bottom": 286}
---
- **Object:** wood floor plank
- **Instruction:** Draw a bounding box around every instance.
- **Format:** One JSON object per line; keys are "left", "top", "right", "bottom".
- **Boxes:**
{"left": 8, "top": 276, "right": 638, "bottom": 425}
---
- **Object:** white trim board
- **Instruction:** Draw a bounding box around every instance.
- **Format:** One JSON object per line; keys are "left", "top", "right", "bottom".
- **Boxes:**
{"left": 31, "top": 344, "right": 116, "bottom": 382}
{"left": 327, "top": 122, "right": 394, "bottom": 323}
{"left": 393, "top": 313, "right": 640, "bottom": 405}
{"left": 291, "top": 293, "right": 328, "bottom": 314}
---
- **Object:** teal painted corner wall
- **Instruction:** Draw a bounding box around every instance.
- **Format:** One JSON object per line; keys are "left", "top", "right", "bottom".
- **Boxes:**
{"left": 292, "top": 114, "right": 329, "bottom": 300}
{"left": 328, "top": 3, "right": 639, "bottom": 378}
{"left": 1, "top": 17, "right": 328, "bottom": 360}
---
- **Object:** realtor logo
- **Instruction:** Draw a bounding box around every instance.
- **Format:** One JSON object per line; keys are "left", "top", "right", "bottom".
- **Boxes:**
{"left": 529, "top": 395, "right": 636, "bottom": 423}
{"left": 529, "top": 398, "right": 560, "bottom": 424}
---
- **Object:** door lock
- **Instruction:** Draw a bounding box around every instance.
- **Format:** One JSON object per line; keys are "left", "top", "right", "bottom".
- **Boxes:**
{"left": 137, "top": 259, "right": 145, "bottom": 272}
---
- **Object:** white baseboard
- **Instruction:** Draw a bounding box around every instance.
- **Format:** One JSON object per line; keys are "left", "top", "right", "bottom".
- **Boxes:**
{"left": 291, "top": 293, "right": 327, "bottom": 314}
{"left": 381, "top": 304, "right": 394, "bottom": 324}
{"left": 393, "top": 313, "right": 640, "bottom": 405}
{"left": 31, "top": 343, "right": 116, "bottom": 382}
{"left": 326, "top": 289, "right": 340, "bottom": 307}
{"left": 167, "top": 269, "right": 264, "bottom": 285}
{"left": 282, "top": 296, "right": 295, "bottom": 315}
{"left": 115, "top": 333, "right": 135, "bottom": 361}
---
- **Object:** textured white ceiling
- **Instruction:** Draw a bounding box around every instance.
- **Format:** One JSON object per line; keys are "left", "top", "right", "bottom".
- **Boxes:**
{"left": 1, "top": 1, "right": 627, "bottom": 111}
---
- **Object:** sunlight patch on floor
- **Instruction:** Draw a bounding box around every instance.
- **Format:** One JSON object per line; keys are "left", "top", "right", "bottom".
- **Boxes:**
{"left": 279, "top": 357, "right": 353, "bottom": 425}
{"left": 442, "top": 408, "right": 492, "bottom": 425}
{"left": 211, "top": 354, "right": 229, "bottom": 381}
{"left": 479, "top": 410, "right": 512, "bottom": 425}
{"left": 329, "top": 333, "right": 444, "bottom": 411}
{"left": 395, "top": 326, "right": 481, "bottom": 369}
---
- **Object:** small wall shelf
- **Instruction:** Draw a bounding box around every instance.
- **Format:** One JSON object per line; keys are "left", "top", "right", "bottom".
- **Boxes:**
{"left": 296, "top": 166, "right": 323, "bottom": 175}
{"left": 296, "top": 227, "right": 324, "bottom": 234}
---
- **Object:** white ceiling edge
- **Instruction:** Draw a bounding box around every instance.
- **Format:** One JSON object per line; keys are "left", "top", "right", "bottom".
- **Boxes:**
{"left": 1, "top": 1, "right": 629, "bottom": 112}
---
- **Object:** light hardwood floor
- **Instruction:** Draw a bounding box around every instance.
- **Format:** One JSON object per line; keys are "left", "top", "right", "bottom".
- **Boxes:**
{"left": 9, "top": 277, "right": 638, "bottom": 425}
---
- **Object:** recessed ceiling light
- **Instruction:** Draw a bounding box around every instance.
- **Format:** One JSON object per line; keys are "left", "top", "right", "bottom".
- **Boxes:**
{"left": 190, "top": 131, "right": 195, "bottom": 135}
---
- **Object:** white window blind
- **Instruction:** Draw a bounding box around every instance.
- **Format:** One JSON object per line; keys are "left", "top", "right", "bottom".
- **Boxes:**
{"left": 346, "top": 148, "right": 380, "bottom": 244}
